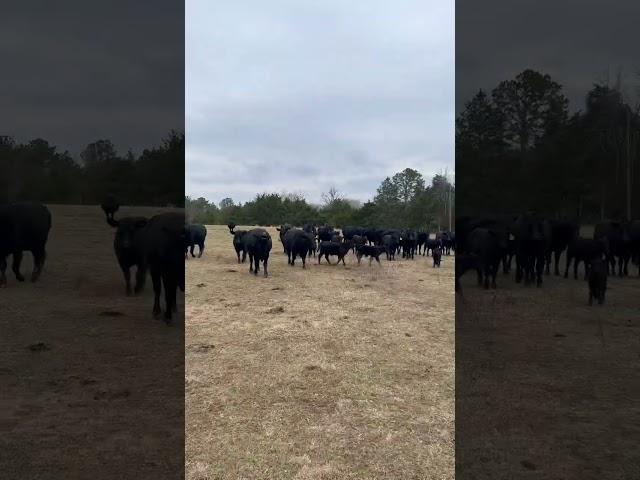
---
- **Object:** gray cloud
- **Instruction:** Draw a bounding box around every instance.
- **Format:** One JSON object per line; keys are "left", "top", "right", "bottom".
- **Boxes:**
{"left": 186, "top": 0, "right": 454, "bottom": 205}
{"left": 456, "top": 0, "right": 640, "bottom": 114}
{"left": 1, "top": 1, "right": 184, "bottom": 157}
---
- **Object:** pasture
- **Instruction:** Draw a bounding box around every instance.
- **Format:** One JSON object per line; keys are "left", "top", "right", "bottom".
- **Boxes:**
{"left": 2, "top": 204, "right": 184, "bottom": 479}
{"left": 186, "top": 225, "right": 455, "bottom": 479}
{"left": 456, "top": 242, "right": 640, "bottom": 478}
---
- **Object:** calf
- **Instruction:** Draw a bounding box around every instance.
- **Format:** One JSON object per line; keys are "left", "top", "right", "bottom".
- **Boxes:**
{"left": 587, "top": 257, "right": 608, "bottom": 305}
{"left": 228, "top": 224, "right": 248, "bottom": 263}
{"left": 355, "top": 244, "right": 385, "bottom": 266}
{"left": 102, "top": 206, "right": 148, "bottom": 295}
{"left": 0, "top": 202, "right": 52, "bottom": 286}
{"left": 432, "top": 246, "right": 442, "bottom": 267}
{"left": 318, "top": 240, "right": 352, "bottom": 266}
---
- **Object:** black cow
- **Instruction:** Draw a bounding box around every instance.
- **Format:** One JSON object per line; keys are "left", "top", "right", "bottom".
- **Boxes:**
{"left": 342, "top": 226, "right": 365, "bottom": 241}
{"left": 276, "top": 224, "right": 293, "bottom": 253}
{"left": 317, "top": 225, "right": 335, "bottom": 244}
{"left": 587, "top": 257, "right": 608, "bottom": 305}
{"left": 101, "top": 204, "right": 148, "bottom": 295}
{"left": 455, "top": 253, "right": 482, "bottom": 294}
{"left": 318, "top": 240, "right": 352, "bottom": 266}
{"left": 0, "top": 202, "right": 52, "bottom": 286}
{"left": 513, "top": 214, "right": 550, "bottom": 287}
{"left": 136, "top": 212, "right": 186, "bottom": 323}
{"left": 186, "top": 224, "right": 207, "bottom": 258}
{"left": 364, "top": 228, "right": 384, "bottom": 246}
{"left": 401, "top": 230, "right": 418, "bottom": 259}
{"left": 228, "top": 223, "right": 248, "bottom": 263}
{"left": 467, "top": 227, "right": 503, "bottom": 289}
{"left": 433, "top": 246, "right": 442, "bottom": 267}
{"left": 564, "top": 237, "right": 608, "bottom": 280}
{"left": 417, "top": 231, "right": 428, "bottom": 255}
{"left": 244, "top": 228, "right": 272, "bottom": 277}
{"left": 545, "top": 219, "right": 579, "bottom": 275}
{"left": 594, "top": 221, "right": 631, "bottom": 277}
{"left": 355, "top": 244, "right": 385, "bottom": 266}
{"left": 284, "top": 228, "right": 314, "bottom": 269}
{"left": 424, "top": 237, "right": 442, "bottom": 257}
{"left": 382, "top": 234, "right": 399, "bottom": 260}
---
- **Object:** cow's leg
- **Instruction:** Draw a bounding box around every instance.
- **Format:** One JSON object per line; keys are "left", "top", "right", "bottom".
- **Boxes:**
{"left": 554, "top": 250, "right": 561, "bottom": 276}
{"left": 0, "top": 256, "right": 7, "bottom": 287}
{"left": 237, "top": 251, "right": 241, "bottom": 263}
{"left": 151, "top": 269, "right": 162, "bottom": 318}
{"left": 375, "top": 256, "right": 381, "bottom": 266}
{"left": 134, "top": 265, "right": 146, "bottom": 294}
{"left": 198, "top": 243, "right": 204, "bottom": 258}
{"left": 31, "top": 247, "right": 46, "bottom": 282}
{"left": 162, "top": 272, "right": 176, "bottom": 323}
{"left": 254, "top": 255, "right": 260, "bottom": 275}
{"left": 263, "top": 256, "right": 269, "bottom": 277}
{"left": 123, "top": 266, "right": 132, "bottom": 295}
{"left": 302, "top": 254, "right": 306, "bottom": 269}
{"left": 12, "top": 251, "right": 25, "bottom": 282}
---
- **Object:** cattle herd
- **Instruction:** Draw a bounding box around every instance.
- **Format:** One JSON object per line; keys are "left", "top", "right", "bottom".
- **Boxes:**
{"left": 0, "top": 198, "right": 195, "bottom": 324}
{"left": 225, "top": 222, "right": 455, "bottom": 276}
{"left": 456, "top": 213, "right": 640, "bottom": 305}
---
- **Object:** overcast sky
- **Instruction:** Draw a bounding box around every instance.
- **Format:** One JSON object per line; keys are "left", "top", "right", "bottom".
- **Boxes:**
{"left": 2, "top": 1, "right": 184, "bottom": 159}
{"left": 456, "top": 0, "right": 640, "bottom": 114}
{"left": 186, "top": 0, "right": 454, "bottom": 205}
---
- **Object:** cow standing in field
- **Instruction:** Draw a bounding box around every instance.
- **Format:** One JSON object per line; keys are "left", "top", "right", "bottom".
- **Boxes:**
{"left": 0, "top": 202, "right": 52, "bottom": 287}
{"left": 318, "top": 240, "right": 352, "bottom": 266}
{"left": 186, "top": 224, "right": 207, "bottom": 258}
{"left": 355, "top": 244, "right": 385, "bottom": 266}
{"left": 136, "top": 212, "right": 186, "bottom": 323}
{"left": 276, "top": 224, "right": 292, "bottom": 253}
{"left": 284, "top": 228, "right": 314, "bottom": 268}
{"left": 228, "top": 223, "right": 248, "bottom": 263}
{"left": 433, "top": 246, "right": 442, "bottom": 267}
{"left": 244, "top": 228, "right": 272, "bottom": 277}
{"left": 101, "top": 202, "right": 148, "bottom": 295}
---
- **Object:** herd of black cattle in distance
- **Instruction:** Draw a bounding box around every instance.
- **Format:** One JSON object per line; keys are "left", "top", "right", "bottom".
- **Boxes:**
{"left": 226, "top": 222, "right": 455, "bottom": 277}
{"left": 0, "top": 197, "right": 190, "bottom": 324}
{"left": 455, "top": 214, "right": 640, "bottom": 305}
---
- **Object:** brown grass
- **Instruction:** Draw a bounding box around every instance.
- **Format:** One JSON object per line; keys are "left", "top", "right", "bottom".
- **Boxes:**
{"left": 186, "top": 225, "right": 454, "bottom": 480}
{"left": 456, "top": 247, "right": 640, "bottom": 478}
{"left": 1, "top": 204, "right": 184, "bottom": 479}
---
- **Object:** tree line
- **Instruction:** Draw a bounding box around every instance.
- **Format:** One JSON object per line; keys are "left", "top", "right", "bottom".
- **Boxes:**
{"left": 456, "top": 69, "right": 640, "bottom": 221}
{"left": 0, "top": 131, "right": 185, "bottom": 206}
{"left": 186, "top": 168, "right": 455, "bottom": 231}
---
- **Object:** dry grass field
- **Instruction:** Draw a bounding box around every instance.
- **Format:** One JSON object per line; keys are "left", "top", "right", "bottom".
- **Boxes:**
{"left": 1, "top": 204, "right": 184, "bottom": 480}
{"left": 456, "top": 228, "right": 640, "bottom": 479}
{"left": 186, "top": 225, "right": 455, "bottom": 480}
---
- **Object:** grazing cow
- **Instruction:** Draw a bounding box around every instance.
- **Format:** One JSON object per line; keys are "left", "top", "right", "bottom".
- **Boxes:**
{"left": 0, "top": 202, "right": 52, "bottom": 287}
{"left": 587, "top": 257, "right": 608, "bottom": 305}
{"left": 355, "top": 244, "right": 385, "bottom": 266}
{"left": 382, "top": 234, "right": 399, "bottom": 260}
{"left": 318, "top": 240, "right": 352, "bottom": 266}
{"left": 433, "top": 246, "right": 442, "bottom": 267}
{"left": 244, "top": 228, "right": 272, "bottom": 277}
{"left": 455, "top": 253, "right": 482, "bottom": 294}
{"left": 136, "top": 212, "right": 186, "bottom": 323}
{"left": 564, "top": 237, "right": 608, "bottom": 280}
{"left": 284, "top": 228, "right": 314, "bottom": 268}
{"left": 101, "top": 203, "right": 148, "bottom": 295}
{"left": 186, "top": 224, "right": 207, "bottom": 258}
